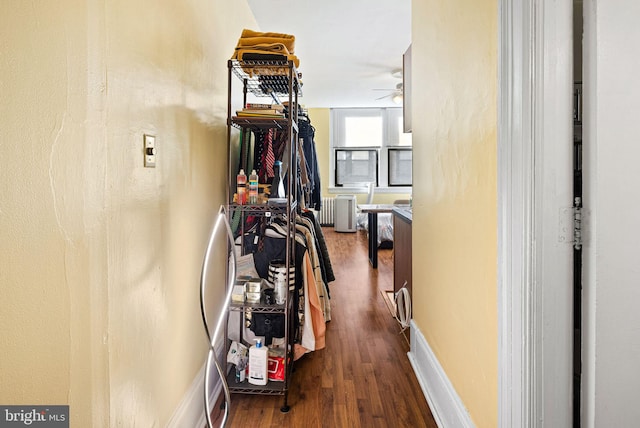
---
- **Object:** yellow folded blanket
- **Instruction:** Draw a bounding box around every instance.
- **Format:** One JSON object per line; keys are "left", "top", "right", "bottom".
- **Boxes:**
{"left": 236, "top": 43, "right": 290, "bottom": 55}
{"left": 231, "top": 29, "right": 300, "bottom": 75}
{"left": 236, "top": 37, "right": 295, "bottom": 54}
{"left": 240, "top": 28, "right": 295, "bottom": 43}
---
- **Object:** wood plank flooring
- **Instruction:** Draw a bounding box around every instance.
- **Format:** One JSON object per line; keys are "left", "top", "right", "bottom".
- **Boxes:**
{"left": 213, "top": 228, "right": 437, "bottom": 428}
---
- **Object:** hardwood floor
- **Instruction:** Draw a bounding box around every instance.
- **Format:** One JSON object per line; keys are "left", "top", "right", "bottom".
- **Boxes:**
{"left": 215, "top": 228, "right": 437, "bottom": 428}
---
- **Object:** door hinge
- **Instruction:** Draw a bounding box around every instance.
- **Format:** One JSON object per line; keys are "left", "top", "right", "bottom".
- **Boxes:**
{"left": 573, "top": 197, "right": 582, "bottom": 250}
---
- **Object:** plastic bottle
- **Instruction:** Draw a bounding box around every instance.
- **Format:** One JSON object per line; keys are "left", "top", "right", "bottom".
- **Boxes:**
{"left": 235, "top": 359, "right": 246, "bottom": 383}
{"left": 270, "top": 161, "right": 285, "bottom": 199}
{"left": 248, "top": 338, "right": 268, "bottom": 386}
{"left": 237, "top": 169, "right": 247, "bottom": 205}
{"left": 274, "top": 274, "right": 286, "bottom": 305}
{"left": 248, "top": 169, "right": 259, "bottom": 204}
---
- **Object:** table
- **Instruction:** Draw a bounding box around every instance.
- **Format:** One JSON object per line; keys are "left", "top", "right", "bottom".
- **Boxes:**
{"left": 358, "top": 204, "right": 409, "bottom": 268}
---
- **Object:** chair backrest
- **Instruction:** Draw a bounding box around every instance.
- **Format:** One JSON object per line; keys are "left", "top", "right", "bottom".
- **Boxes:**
{"left": 366, "top": 182, "right": 375, "bottom": 204}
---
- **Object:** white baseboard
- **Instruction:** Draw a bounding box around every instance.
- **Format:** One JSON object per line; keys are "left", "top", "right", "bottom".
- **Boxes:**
{"left": 408, "top": 320, "right": 475, "bottom": 428}
{"left": 166, "top": 344, "right": 224, "bottom": 428}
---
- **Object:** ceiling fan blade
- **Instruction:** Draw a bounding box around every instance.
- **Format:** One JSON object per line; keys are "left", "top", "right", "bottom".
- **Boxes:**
{"left": 375, "top": 93, "right": 393, "bottom": 100}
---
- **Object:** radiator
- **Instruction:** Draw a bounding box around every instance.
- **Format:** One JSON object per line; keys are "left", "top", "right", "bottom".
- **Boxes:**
{"left": 319, "top": 197, "right": 335, "bottom": 226}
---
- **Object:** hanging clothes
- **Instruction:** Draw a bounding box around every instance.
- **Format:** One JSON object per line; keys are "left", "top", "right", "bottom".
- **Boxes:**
{"left": 296, "top": 217, "right": 331, "bottom": 322}
{"left": 301, "top": 210, "right": 335, "bottom": 286}
{"left": 299, "top": 115, "right": 322, "bottom": 210}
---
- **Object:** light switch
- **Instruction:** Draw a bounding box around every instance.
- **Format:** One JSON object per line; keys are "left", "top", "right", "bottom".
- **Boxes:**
{"left": 144, "top": 134, "right": 156, "bottom": 168}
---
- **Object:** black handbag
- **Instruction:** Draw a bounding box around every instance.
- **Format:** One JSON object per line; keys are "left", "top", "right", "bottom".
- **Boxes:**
{"left": 250, "top": 313, "right": 285, "bottom": 346}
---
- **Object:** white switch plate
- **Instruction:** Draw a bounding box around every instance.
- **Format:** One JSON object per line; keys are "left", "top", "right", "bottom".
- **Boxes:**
{"left": 144, "top": 134, "right": 156, "bottom": 168}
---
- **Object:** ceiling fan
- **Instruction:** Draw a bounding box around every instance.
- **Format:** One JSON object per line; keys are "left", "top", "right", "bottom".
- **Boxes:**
{"left": 372, "top": 68, "right": 403, "bottom": 103}
{"left": 373, "top": 82, "right": 404, "bottom": 104}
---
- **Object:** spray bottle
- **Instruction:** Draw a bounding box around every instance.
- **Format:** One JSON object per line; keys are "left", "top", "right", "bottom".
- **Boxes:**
{"left": 236, "top": 169, "right": 247, "bottom": 205}
{"left": 248, "top": 169, "right": 259, "bottom": 204}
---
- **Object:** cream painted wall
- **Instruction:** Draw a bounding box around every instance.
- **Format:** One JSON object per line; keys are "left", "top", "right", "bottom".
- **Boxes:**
{"left": 308, "top": 109, "right": 332, "bottom": 200}
{"left": 308, "top": 108, "right": 411, "bottom": 205}
{"left": 411, "top": 1, "right": 498, "bottom": 427}
{"left": 0, "top": 0, "right": 80, "bottom": 411}
{"left": 0, "top": 0, "right": 256, "bottom": 425}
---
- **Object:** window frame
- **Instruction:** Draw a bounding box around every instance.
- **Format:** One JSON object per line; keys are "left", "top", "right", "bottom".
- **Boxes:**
{"left": 334, "top": 148, "right": 379, "bottom": 187}
{"left": 387, "top": 147, "right": 413, "bottom": 187}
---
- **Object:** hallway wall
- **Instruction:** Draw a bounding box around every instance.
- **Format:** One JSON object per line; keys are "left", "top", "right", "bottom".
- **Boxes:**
{"left": 0, "top": 0, "right": 256, "bottom": 425}
{"left": 411, "top": 1, "right": 498, "bottom": 427}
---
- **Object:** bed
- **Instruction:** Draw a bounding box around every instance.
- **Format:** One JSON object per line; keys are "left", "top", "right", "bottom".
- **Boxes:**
{"left": 356, "top": 183, "right": 410, "bottom": 247}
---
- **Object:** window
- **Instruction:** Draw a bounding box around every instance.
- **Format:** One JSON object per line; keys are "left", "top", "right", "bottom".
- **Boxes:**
{"left": 331, "top": 108, "right": 412, "bottom": 189}
{"left": 335, "top": 149, "right": 378, "bottom": 186}
{"left": 388, "top": 148, "right": 412, "bottom": 186}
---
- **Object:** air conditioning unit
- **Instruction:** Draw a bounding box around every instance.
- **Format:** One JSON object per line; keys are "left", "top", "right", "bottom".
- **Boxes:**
{"left": 334, "top": 195, "right": 357, "bottom": 232}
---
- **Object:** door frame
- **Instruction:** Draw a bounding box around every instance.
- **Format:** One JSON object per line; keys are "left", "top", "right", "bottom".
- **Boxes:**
{"left": 498, "top": 0, "right": 574, "bottom": 426}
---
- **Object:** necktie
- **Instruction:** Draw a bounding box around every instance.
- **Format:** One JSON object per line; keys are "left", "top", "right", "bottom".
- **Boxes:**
{"left": 264, "top": 129, "right": 275, "bottom": 179}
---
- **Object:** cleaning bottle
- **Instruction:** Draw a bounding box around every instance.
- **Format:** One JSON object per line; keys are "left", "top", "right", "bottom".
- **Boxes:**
{"left": 248, "top": 169, "right": 259, "bottom": 204}
{"left": 236, "top": 169, "right": 247, "bottom": 205}
{"left": 248, "top": 338, "right": 268, "bottom": 386}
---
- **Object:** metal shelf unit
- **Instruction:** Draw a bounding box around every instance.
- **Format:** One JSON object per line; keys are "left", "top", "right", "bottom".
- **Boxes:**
{"left": 224, "top": 59, "right": 301, "bottom": 413}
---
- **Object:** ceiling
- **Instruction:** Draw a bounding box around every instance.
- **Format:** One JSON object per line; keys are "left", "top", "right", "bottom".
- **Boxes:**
{"left": 246, "top": 0, "right": 411, "bottom": 108}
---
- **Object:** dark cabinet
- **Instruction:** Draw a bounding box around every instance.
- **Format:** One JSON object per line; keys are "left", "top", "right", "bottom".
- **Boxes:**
{"left": 393, "top": 208, "right": 412, "bottom": 298}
